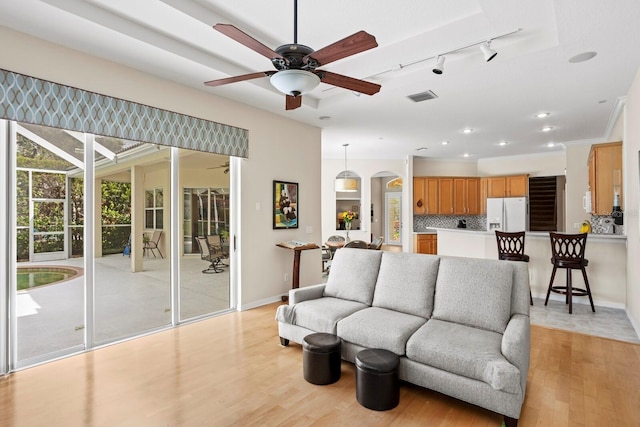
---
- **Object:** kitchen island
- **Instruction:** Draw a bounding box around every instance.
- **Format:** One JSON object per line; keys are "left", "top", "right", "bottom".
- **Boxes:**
{"left": 430, "top": 228, "right": 627, "bottom": 308}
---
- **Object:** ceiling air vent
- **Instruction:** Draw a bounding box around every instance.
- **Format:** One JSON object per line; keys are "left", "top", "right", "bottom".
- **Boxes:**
{"left": 407, "top": 90, "right": 438, "bottom": 103}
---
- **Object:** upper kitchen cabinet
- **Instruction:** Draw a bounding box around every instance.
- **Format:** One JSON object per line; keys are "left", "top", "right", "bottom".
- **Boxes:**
{"left": 487, "top": 175, "right": 528, "bottom": 198}
{"left": 438, "top": 178, "right": 455, "bottom": 214}
{"left": 588, "top": 141, "right": 622, "bottom": 215}
{"left": 413, "top": 177, "right": 439, "bottom": 214}
{"left": 453, "top": 178, "right": 480, "bottom": 214}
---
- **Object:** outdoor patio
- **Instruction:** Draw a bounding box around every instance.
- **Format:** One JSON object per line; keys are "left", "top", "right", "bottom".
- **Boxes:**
{"left": 16, "top": 253, "right": 230, "bottom": 362}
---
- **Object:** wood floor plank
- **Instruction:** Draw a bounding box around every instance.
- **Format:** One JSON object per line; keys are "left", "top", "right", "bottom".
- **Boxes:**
{"left": 0, "top": 303, "right": 639, "bottom": 426}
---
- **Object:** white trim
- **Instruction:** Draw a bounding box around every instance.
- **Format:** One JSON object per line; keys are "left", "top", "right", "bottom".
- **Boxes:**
{"left": 16, "top": 124, "right": 84, "bottom": 169}
{"left": 170, "top": 147, "right": 180, "bottom": 325}
{"left": 84, "top": 134, "right": 95, "bottom": 349}
{"left": 0, "top": 120, "right": 8, "bottom": 374}
{"left": 604, "top": 96, "right": 627, "bottom": 141}
{"left": 239, "top": 295, "right": 282, "bottom": 312}
{"left": 626, "top": 307, "right": 640, "bottom": 341}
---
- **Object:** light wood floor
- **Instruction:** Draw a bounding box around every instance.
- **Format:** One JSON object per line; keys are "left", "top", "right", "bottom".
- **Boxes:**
{"left": 1, "top": 303, "right": 639, "bottom": 427}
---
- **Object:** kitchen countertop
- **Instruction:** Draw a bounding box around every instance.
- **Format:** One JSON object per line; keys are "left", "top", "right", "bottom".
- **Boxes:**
{"left": 421, "top": 227, "right": 627, "bottom": 240}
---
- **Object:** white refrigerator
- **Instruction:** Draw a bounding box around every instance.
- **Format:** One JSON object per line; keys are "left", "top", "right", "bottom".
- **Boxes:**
{"left": 486, "top": 197, "right": 528, "bottom": 232}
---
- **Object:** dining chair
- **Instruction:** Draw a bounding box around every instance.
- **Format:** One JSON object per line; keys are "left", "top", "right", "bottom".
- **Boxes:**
{"left": 344, "top": 240, "right": 369, "bottom": 249}
{"left": 368, "top": 236, "right": 384, "bottom": 250}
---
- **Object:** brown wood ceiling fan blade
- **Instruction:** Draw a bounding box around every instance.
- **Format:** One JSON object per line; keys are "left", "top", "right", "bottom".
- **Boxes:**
{"left": 213, "top": 24, "right": 286, "bottom": 62}
{"left": 319, "top": 71, "right": 381, "bottom": 95}
{"left": 304, "top": 31, "right": 377, "bottom": 66}
{"left": 285, "top": 95, "right": 302, "bottom": 110}
{"left": 204, "top": 72, "right": 272, "bottom": 87}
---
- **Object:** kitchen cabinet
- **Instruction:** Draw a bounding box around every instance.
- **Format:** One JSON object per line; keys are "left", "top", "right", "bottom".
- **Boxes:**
{"left": 414, "top": 234, "right": 437, "bottom": 254}
{"left": 453, "top": 178, "right": 480, "bottom": 214}
{"left": 413, "top": 177, "right": 426, "bottom": 215}
{"left": 486, "top": 175, "right": 528, "bottom": 198}
{"left": 438, "top": 178, "right": 454, "bottom": 214}
{"left": 588, "top": 141, "right": 622, "bottom": 215}
{"left": 413, "top": 177, "right": 439, "bottom": 214}
{"left": 480, "top": 178, "right": 488, "bottom": 214}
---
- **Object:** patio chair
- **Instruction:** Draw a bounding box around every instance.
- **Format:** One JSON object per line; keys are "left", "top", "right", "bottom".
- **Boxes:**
{"left": 196, "top": 236, "right": 224, "bottom": 273}
{"left": 143, "top": 230, "right": 163, "bottom": 258}
{"left": 207, "top": 234, "right": 229, "bottom": 266}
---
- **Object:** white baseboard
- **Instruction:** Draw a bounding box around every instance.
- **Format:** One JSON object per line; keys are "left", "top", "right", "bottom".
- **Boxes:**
{"left": 239, "top": 295, "right": 283, "bottom": 311}
{"left": 531, "top": 292, "right": 626, "bottom": 310}
{"left": 626, "top": 307, "right": 640, "bottom": 339}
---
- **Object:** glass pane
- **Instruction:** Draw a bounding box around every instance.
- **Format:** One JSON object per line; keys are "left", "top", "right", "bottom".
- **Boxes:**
{"left": 155, "top": 210, "right": 163, "bottom": 229}
{"left": 95, "top": 140, "right": 171, "bottom": 345}
{"left": 145, "top": 190, "right": 154, "bottom": 208}
{"left": 145, "top": 210, "right": 154, "bottom": 228}
{"left": 155, "top": 189, "right": 163, "bottom": 207}
{"left": 15, "top": 122, "right": 83, "bottom": 365}
{"left": 180, "top": 152, "right": 231, "bottom": 320}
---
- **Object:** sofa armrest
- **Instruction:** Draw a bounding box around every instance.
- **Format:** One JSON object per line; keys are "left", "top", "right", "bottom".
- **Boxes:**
{"left": 501, "top": 313, "right": 530, "bottom": 392}
{"left": 289, "top": 283, "right": 325, "bottom": 305}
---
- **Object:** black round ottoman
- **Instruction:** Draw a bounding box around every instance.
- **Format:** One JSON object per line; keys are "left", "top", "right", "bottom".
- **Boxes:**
{"left": 302, "top": 333, "right": 342, "bottom": 385}
{"left": 355, "top": 348, "right": 400, "bottom": 411}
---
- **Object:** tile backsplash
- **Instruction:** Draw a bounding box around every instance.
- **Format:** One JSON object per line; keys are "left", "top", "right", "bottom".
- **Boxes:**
{"left": 414, "top": 215, "right": 486, "bottom": 231}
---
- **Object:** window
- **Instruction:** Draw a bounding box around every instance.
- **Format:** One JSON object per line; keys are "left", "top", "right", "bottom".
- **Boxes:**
{"left": 145, "top": 188, "right": 164, "bottom": 229}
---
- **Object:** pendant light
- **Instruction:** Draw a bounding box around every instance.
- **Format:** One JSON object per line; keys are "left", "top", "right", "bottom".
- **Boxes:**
{"left": 335, "top": 144, "right": 358, "bottom": 192}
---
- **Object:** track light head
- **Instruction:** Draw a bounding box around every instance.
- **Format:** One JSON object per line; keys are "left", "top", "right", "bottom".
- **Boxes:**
{"left": 432, "top": 55, "right": 445, "bottom": 74}
{"left": 480, "top": 41, "right": 497, "bottom": 62}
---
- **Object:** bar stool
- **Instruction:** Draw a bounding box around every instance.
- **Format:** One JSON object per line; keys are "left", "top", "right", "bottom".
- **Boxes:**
{"left": 495, "top": 231, "right": 533, "bottom": 305}
{"left": 545, "top": 232, "right": 595, "bottom": 314}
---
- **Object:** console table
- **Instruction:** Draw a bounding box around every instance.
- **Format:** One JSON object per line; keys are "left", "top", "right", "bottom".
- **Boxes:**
{"left": 276, "top": 242, "right": 319, "bottom": 302}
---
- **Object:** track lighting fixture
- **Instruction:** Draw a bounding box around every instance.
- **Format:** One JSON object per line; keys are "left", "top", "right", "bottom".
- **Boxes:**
{"left": 432, "top": 56, "right": 445, "bottom": 74}
{"left": 480, "top": 41, "right": 497, "bottom": 62}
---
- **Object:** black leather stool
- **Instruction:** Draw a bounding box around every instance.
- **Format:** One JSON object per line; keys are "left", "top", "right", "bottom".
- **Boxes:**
{"left": 302, "top": 333, "right": 341, "bottom": 385}
{"left": 355, "top": 348, "right": 400, "bottom": 411}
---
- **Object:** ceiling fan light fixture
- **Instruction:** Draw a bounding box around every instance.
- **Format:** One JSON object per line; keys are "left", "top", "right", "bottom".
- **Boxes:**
{"left": 480, "top": 41, "right": 497, "bottom": 62}
{"left": 432, "top": 56, "right": 445, "bottom": 74}
{"left": 270, "top": 69, "right": 320, "bottom": 96}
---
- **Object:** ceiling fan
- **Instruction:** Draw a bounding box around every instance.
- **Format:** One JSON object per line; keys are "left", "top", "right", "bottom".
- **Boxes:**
{"left": 208, "top": 161, "right": 230, "bottom": 174}
{"left": 204, "top": 0, "right": 381, "bottom": 110}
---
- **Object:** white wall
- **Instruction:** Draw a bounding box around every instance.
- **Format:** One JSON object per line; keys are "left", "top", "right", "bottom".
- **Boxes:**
{"left": 413, "top": 158, "right": 478, "bottom": 176}
{"left": 477, "top": 151, "right": 566, "bottom": 177}
{"left": 624, "top": 69, "right": 640, "bottom": 335}
{"left": 322, "top": 158, "right": 408, "bottom": 248}
{"left": 0, "top": 26, "right": 323, "bottom": 309}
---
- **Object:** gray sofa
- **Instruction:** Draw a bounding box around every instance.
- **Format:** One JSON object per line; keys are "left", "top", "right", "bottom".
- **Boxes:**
{"left": 276, "top": 248, "right": 530, "bottom": 427}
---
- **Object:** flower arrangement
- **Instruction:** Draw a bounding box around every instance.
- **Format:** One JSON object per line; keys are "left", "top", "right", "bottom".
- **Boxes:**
{"left": 342, "top": 210, "right": 356, "bottom": 223}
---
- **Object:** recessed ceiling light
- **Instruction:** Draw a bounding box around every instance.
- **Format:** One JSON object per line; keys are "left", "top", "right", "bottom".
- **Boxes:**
{"left": 461, "top": 128, "right": 474, "bottom": 134}
{"left": 463, "top": 153, "right": 471, "bottom": 157}
{"left": 541, "top": 126, "right": 554, "bottom": 132}
{"left": 499, "top": 141, "right": 508, "bottom": 146}
{"left": 536, "top": 112, "right": 550, "bottom": 118}
{"left": 416, "top": 147, "right": 428, "bottom": 151}
{"left": 546, "top": 142, "right": 555, "bottom": 148}
{"left": 569, "top": 51, "right": 597, "bottom": 63}
{"left": 441, "top": 141, "right": 450, "bottom": 145}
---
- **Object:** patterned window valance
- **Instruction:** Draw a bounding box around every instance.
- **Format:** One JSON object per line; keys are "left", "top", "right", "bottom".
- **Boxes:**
{"left": 0, "top": 69, "right": 248, "bottom": 158}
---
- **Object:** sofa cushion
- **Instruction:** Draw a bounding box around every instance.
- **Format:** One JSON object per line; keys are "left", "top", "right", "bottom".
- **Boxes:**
{"left": 406, "top": 319, "right": 521, "bottom": 394}
{"left": 372, "top": 252, "right": 440, "bottom": 318}
{"left": 337, "top": 307, "right": 426, "bottom": 355}
{"left": 276, "top": 297, "right": 368, "bottom": 334}
{"left": 432, "top": 257, "right": 513, "bottom": 333}
{"left": 323, "top": 248, "right": 383, "bottom": 305}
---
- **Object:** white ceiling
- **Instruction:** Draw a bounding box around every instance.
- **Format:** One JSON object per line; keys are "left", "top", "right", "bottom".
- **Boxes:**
{"left": 2, "top": 0, "right": 640, "bottom": 160}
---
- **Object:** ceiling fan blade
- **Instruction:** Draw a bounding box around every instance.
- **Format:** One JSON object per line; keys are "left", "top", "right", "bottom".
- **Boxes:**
{"left": 214, "top": 24, "right": 286, "bottom": 63}
{"left": 318, "top": 71, "right": 381, "bottom": 95}
{"left": 286, "top": 95, "right": 302, "bottom": 110}
{"left": 204, "top": 71, "right": 273, "bottom": 87}
{"left": 304, "top": 31, "right": 377, "bottom": 66}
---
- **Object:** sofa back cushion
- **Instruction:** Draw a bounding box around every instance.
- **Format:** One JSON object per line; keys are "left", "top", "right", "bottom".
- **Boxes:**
{"left": 323, "top": 248, "right": 383, "bottom": 305}
{"left": 431, "top": 257, "right": 513, "bottom": 334}
{"left": 372, "top": 252, "right": 440, "bottom": 318}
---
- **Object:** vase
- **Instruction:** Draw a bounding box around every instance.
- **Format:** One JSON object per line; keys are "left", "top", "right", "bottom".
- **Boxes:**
{"left": 345, "top": 222, "right": 351, "bottom": 242}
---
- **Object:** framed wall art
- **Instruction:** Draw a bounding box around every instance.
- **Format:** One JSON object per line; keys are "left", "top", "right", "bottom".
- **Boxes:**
{"left": 273, "top": 180, "right": 299, "bottom": 229}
